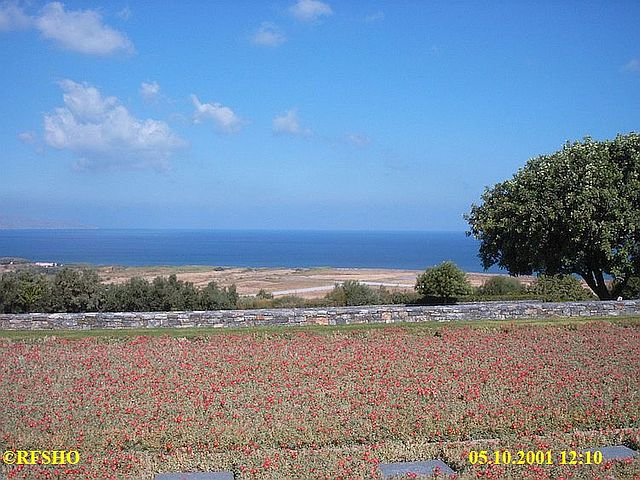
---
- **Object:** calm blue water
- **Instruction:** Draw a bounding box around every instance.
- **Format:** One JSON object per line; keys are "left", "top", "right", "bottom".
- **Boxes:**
{"left": 0, "top": 229, "right": 499, "bottom": 271}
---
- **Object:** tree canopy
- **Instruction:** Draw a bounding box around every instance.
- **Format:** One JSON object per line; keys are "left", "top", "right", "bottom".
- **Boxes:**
{"left": 415, "top": 261, "right": 472, "bottom": 300}
{"left": 466, "top": 133, "right": 640, "bottom": 300}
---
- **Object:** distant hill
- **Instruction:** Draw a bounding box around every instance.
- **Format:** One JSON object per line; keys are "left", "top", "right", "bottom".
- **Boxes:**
{"left": 0, "top": 214, "right": 94, "bottom": 229}
{"left": 0, "top": 257, "right": 31, "bottom": 265}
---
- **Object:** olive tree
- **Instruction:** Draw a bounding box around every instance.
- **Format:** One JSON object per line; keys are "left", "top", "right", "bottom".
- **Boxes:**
{"left": 0, "top": 270, "right": 51, "bottom": 313}
{"left": 49, "top": 268, "right": 104, "bottom": 312}
{"left": 466, "top": 133, "right": 640, "bottom": 300}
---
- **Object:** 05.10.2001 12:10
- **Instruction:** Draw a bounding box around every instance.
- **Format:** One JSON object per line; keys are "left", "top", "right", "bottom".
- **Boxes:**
{"left": 468, "top": 450, "right": 603, "bottom": 466}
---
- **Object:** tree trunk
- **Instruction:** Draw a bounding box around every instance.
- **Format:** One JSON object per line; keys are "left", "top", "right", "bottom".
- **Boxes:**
{"left": 580, "top": 270, "right": 612, "bottom": 300}
{"left": 594, "top": 270, "right": 613, "bottom": 300}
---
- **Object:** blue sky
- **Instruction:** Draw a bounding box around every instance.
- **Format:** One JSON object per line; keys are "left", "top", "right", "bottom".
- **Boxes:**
{"left": 1, "top": 0, "right": 639, "bottom": 230}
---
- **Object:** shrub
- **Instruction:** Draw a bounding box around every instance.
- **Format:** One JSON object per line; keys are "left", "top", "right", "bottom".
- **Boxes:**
{"left": 461, "top": 292, "right": 542, "bottom": 302}
{"left": 0, "top": 270, "right": 51, "bottom": 313}
{"left": 103, "top": 277, "right": 152, "bottom": 312}
{"left": 528, "top": 274, "right": 596, "bottom": 302}
{"left": 256, "top": 289, "right": 274, "bottom": 299}
{"left": 385, "top": 290, "right": 421, "bottom": 305}
{"left": 477, "top": 276, "right": 525, "bottom": 295}
{"left": 325, "top": 281, "right": 383, "bottom": 306}
{"left": 616, "top": 276, "right": 640, "bottom": 299}
{"left": 415, "top": 261, "right": 472, "bottom": 300}
{"left": 0, "top": 267, "right": 427, "bottom": 312}
{"left": 49, "top": 268, "right": 104, "bottom": 313}
{"left": 199, "top": 281, "right": 238, "bottom": 310}
{"left": 237, "top": 296, "right": 273, "bottom": 309}
{"left": 0, "top": 268, "right": 245, "bottom": 313}
{"left": 271, "top": 295, "right": 317, "bottom": 308}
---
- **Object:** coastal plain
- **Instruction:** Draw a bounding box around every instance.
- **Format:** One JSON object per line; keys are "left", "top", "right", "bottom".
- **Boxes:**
{"left": 95, "top": 266, "right": 536, "bottom": 298}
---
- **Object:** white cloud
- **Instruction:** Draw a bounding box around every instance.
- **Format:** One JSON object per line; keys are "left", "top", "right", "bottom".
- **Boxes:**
{"left": 18, "top": 131, "right": 36, "bottom": 143}
{"left": 288, "top": 0, "right": 333, "bottom": 22}
{"left": 44, "top": 80, "right": 184, "bottom": 170}
{"left": 0, "top": 1, "right": 31, "bottom": 31}
{"left": 273, "top": 109, "right": 300, "bottom": 134}
{"left": 34, "top": 2, "right": 133, "bottom": 55}
{"left": 273, "top": 108, "right": 312, "bottom": 136}
{"left": 346, "top": 132, "right": 371, "bottom": 147}
{"left": 1, "top": 2, "right": 133, "bottom": 55}
{"left": 364, "top": 10, "right": 384, "bottom": 23}
{"left": 18, "top": 131, "right": 36, "bottom": 144}
{"left": 252, "top": 22, "right": 286, "bottom": 47}
{"left": 623, "top": 58, "right": 640, "bottom": 73}
{"left": 117, "top": 6, "right": 132, "bottom": 21}
{"left": 191, "top": 94, "right": 244, "bottom": 133}
{"left": 140, "top": 81, "right": 160, "bottom": 101}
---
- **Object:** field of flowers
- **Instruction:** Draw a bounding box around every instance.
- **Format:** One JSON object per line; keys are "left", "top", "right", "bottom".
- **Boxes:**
{"left": 1, "top": 319, "right": 639, "bottom": 479}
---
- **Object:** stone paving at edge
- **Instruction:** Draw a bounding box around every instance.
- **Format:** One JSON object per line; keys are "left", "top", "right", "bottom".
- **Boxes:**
{"left": 155, "top": 473, "right": 234, "bottom": 480}
{"left": 150, "top": 445, "right": 638, "bottom": 479}
{"left": 0, "top": 299, "right": 639, "bottom": 330}
{"left": 378, "top": 459, "right": 456, "bottom": 478}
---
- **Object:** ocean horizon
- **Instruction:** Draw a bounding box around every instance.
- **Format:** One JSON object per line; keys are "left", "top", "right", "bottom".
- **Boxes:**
{"left": 0, "top": 229, "right": 501, "bottom": 272}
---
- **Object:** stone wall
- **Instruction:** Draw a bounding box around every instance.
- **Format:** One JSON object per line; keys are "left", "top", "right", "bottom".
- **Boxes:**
{"left": 0, "top": 300, "right": 639, "bottom": 331}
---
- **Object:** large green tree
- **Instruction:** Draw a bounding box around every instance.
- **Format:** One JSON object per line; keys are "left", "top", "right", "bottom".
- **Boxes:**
{"left": 466, "top": 133, "right": 640, "bottom": 300}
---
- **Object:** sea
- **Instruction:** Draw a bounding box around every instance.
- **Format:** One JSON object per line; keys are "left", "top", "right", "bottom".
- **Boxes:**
{"left": 0, "top": 229, "right": 500, "bottom": 272}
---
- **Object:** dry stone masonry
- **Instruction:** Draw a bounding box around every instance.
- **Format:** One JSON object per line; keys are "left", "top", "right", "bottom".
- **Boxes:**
{"left": 155, "top": 473, "right": 234, "bottom": 480}
{"left": 378, "top": 459, "right": 457, "bottom": 478}
{"left": 0, "top": 300, "right": 638, "bottom": 331}
{"left": 582, "top": 445, "right": 638, "bottom": 461}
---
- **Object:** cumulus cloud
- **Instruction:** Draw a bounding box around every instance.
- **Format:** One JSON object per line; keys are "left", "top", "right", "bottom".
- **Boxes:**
{"left": 18, "top": 131, "right": 36, "bottom": 144}
{"left": 191, "top": 94, "right": 244, "bottom": 133}
{"left": 272, "top": 108, "right": 312, "bottom": 136}
{"left": 35, "top": 2, "right": 133, "bottom": 55}
{"left": 272, "top": 109, "right": 300, "bottom": 135}
{"left": 252, "top": 22, "right": 286, "bottom": 47}
{"left": 140, "top": 81, "right": 160, "bottom": 101}
{"left": 0, "top": 1, "right": 31, "bottom": 31}
{"left": 44, "top": 80, "right": 183, "bottom": 170}
{"left": 364, "top": 10, "right": 384, "bottom": 23}
{"left": 288, "top": 0, "right": 332, "bottom": 22}
{"left": 0, "top": 2, "right": 133, "bottom": 55}
{"left": 623, "top": 58, "right": 640, "bottom": 73}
